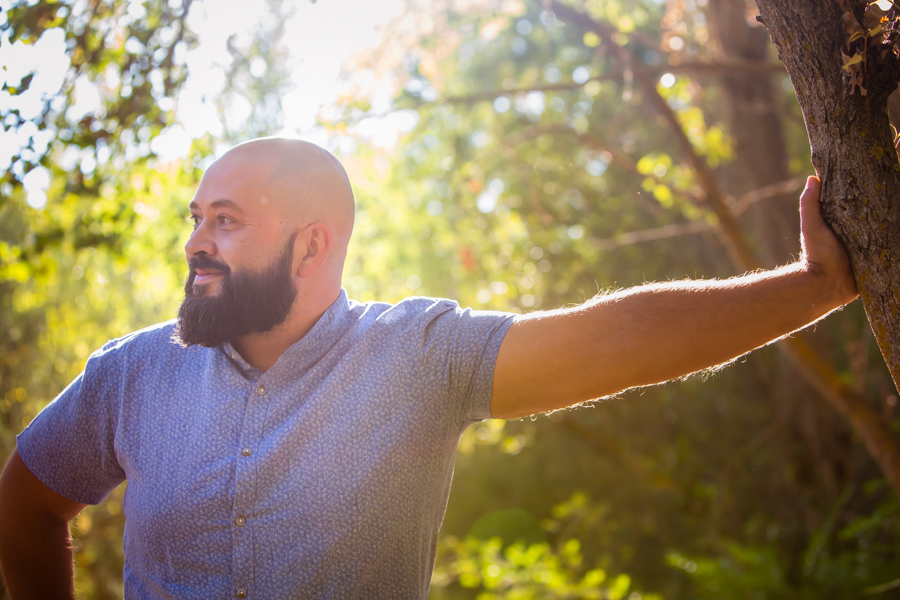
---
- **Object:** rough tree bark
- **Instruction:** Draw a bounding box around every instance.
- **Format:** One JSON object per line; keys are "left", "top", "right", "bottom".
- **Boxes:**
{"left": 754, "top": 0, "right": 900, "bottom": 489}
{"left": 755, "top": 0, "right": 900, "bottom": 387}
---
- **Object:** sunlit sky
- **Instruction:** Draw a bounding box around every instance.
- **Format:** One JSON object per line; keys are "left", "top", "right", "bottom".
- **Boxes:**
{"left": 0, "top": 0, "right": 419, "bottom": 206}
{"left": 175, "top": 0, "right": 413, "bottom": 147}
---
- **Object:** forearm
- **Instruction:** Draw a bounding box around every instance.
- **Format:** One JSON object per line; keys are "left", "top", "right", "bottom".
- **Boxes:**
{"left": 575, "top": 261, "right": 846, "bottom": 392}
{"left": 0, "top": 451, "right": 82, "bottom": 600}
{"left": 492, "top": 260, "right": 853, "bottom": 418}
{"left": 0, "top": 514, "right": 76, "bottom": 599}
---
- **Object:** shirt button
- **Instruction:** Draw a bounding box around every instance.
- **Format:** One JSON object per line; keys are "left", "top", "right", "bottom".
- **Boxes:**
{"left": 236, "top": 587, "right": 247, "bottom": 598}
{"left": 241, "top": 447, "right": 253, "bottom": 457}
{"left": 235, "top": 515, "right": 246, "bottom": 527}
{"left": 256, "top": 384, "right": 266, "bottom": 396}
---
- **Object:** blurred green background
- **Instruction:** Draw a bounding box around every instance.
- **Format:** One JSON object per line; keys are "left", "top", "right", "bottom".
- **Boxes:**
{"left": 1, "top": 0, "right": 899, "bottom": 597}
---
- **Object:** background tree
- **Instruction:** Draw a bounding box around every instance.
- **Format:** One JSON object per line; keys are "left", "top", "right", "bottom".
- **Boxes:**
{"left": 755, "top": 0, "right": 900, "bottom": 498}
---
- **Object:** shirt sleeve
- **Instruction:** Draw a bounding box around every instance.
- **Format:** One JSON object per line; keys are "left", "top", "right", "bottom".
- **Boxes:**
{"left": 16, "top": 342, "right": 127, "bottom": 505}
{"left": 414, "top": 299, "right": 516, "bottom": 426}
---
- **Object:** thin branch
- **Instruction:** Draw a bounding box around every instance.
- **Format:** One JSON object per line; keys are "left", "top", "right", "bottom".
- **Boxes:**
{"left": 662, "top": 59, "right": 786, "bottom": 74}
{"left": 865, "top": 577, "right": 900, "bottom": 595}
{"left": 593, "top": 221, "right": 712, "bottom": 250}
{"left": 331, "top": 63, "right": 786, "bottom": 127}
{"left": 589, "top": 176, "right": 808, "bottom": 251}
{"left": 441, "top": 60, "right": 784, "bottom": 105}
{"left": 730, "top": 176, "right": 806, "bottom": 214}
{"left": 443, "top": 81, "right": 611, "bottom": 105}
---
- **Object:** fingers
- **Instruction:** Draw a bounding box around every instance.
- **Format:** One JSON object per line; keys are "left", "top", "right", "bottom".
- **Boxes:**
{"left": 795, "top": 175, "right": 858, "bottom": 302}
{"left": 799, "top": 176, "right": 824, "bottom": 257}
{"left": 799, "top": 175, "right": 821, "bottom": 226}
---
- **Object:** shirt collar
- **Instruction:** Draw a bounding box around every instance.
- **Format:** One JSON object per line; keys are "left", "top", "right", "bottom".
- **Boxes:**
{"left": 223, "top": 288, "right": 351, "bottom": 377}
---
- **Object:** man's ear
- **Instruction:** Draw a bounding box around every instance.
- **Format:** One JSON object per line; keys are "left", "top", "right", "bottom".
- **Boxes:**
{"left": 294, "top": 223, "right": 333, "bottom": 278}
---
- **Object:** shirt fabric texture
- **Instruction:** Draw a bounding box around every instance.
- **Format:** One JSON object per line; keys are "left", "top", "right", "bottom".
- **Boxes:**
{"left": 17, "top": 289, "right": 515, "bottom": 599}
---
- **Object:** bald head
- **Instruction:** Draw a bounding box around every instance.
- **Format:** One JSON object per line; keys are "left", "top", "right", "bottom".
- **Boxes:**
{"left": 183, "top": 138, "right": 357, "bottom": 357}
{"left": 206, "top": 138, "right": 356, "bottom": 261}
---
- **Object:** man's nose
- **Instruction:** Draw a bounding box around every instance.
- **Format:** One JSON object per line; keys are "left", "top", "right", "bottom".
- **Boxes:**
{"left": 184, "top": 220, "right": 216, "bottom": 258}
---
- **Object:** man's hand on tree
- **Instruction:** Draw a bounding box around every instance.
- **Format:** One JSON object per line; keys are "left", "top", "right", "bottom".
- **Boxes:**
{"left": 799, "top": 176, "right": 859, "bottom": 307}
{"left": 490, "top": 174, "right": 861, "bottom": 419}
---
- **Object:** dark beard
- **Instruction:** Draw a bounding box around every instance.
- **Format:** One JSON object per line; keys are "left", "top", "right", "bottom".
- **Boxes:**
{"left": 173, "top": 235, "right": 298, "bottom": 348}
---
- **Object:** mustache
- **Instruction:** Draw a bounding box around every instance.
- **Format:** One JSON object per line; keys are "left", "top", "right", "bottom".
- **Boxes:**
{"left": 187, "top": 255, "right": 232, "bottom": 276}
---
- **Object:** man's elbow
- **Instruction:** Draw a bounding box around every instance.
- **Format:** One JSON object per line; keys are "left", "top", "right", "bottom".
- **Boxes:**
{"left": 0, "top": 450, "right": 85, "bottom": 528}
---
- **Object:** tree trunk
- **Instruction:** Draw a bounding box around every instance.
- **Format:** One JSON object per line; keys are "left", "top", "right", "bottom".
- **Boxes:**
{"left": 708, "top": 0, "right": 798, "bottom": 266}
{"left": 709, "top": 0, "right": 860, "bottom": 503}
{"left": 754, "top": 0, "right": 900, "bottom": 489}
{"left": 754, "top": 0, "right": 900, "bottom": 387}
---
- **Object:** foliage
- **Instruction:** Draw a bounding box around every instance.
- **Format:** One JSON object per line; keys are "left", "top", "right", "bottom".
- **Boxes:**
{"left": 667, "top": 482, "right": 900, "bottom": 599}
{"left": 431, "top": 535, "right": 637, "bottom": 600}
{"left": 840, "top": 0, "right": 900, "bottom": 97}
{"left": 429, "top": 492, "right": 663, "bottom": 599}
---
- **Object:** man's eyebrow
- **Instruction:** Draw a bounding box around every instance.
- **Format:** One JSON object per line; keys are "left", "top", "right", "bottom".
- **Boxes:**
{"left": 188, "top": 199, "right": 247, "bottom": 214}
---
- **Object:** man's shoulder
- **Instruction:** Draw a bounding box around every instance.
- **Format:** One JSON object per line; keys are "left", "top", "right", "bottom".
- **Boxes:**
{"left": 350, "top": 295, "right": 462, "bottom": 327}
{"left": 347, "top": 295, "right": 514, "bottom": 345}
{"left": 92, "top": 319, "right": 181, "bottom": 359}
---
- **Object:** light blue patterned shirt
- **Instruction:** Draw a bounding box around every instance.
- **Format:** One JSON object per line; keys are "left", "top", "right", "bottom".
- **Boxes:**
{"left": 17, "top": 290, "right": 514, "bottom": 599}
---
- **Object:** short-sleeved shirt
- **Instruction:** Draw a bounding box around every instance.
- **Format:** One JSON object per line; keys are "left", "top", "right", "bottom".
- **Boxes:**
{"left": 17, "top": 289, "right": 515, "bottom": 599}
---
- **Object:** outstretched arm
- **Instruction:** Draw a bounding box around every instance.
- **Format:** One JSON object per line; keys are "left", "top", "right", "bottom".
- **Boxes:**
{"left": 0, "top": 449, "right": 86, "bottom": 599}
{"left": 490, "top": 176, "right": 858, "bottom": 419}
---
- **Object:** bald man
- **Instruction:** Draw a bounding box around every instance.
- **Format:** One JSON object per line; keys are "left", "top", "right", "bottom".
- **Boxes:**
{"left": 0, "top": 138, "right": 857, "bottom": 599}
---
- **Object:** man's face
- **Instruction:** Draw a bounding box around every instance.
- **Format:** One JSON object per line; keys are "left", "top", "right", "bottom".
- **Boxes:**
{"left": 173, "top": 155, "right": 299, "bottom": 347}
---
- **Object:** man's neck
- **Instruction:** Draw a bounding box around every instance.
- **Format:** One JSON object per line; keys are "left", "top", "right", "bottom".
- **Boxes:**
{"left": 231, "top": 286, "right": 340, "bottom": 372}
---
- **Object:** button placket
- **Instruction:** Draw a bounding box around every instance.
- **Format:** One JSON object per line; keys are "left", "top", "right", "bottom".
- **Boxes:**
{"left": 232, "top": 380, "right": 270, "bottom": 597}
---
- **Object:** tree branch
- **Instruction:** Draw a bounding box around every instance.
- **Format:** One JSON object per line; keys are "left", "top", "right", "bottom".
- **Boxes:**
{"left": 592, "top": 221, "right": 712, "bottom": 251}
{"left": 588, "top": 176, "right": 806, "bottom": 251}
{"left": 441, "top": 60, "right": 785, "bottom": 105}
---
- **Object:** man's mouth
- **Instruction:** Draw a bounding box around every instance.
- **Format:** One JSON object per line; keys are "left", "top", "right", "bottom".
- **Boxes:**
{"left": 193, "top": 269, "right": 224, "bottom": 285}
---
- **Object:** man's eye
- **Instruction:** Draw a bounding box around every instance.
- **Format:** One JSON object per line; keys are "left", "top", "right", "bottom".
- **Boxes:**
{"left": 217, "top": 215, "right": 234, "bottom": 226}
{"left": 188, "top": 215, "right": 201, "bottom": 229}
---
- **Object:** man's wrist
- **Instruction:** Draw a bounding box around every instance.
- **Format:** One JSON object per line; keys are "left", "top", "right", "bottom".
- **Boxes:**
{"left": 795, "top": 257, "right": 857, "bottom": 314}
